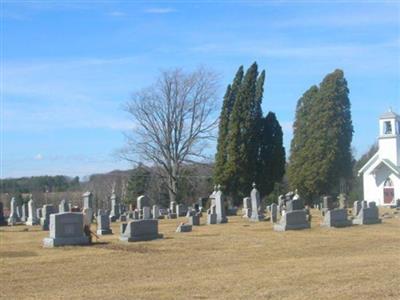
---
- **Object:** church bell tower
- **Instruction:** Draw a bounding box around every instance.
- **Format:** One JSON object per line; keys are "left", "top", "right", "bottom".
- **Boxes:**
{"left": 378, "top": 109, "right": 400, "bottom": 166}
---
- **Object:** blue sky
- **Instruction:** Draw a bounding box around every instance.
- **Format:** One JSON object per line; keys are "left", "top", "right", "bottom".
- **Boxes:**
{"left": 2, "top": 1, "right": 400, "bottom": 179}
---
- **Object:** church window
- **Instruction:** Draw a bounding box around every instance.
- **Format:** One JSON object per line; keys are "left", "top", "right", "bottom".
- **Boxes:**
{"left": 384, "top": 121, "right": 392, "bottom": 134}
{"left": 384, "top": 178, "right": 393, "bottom": 187}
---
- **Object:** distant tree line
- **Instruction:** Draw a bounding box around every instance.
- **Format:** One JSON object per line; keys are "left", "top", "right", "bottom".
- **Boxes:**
{"left": 0, "top": 175, "right": 80, "bottom": 194}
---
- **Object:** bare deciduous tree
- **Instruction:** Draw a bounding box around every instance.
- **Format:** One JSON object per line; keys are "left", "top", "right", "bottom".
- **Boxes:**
{"left": 121, "top": 67, "right": 219, "bottom": 204}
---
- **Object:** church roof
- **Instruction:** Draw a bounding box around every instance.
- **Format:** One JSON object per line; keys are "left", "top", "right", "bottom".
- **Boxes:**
{"left": 380, "top": 110, "right": 399, "bottom": 119}
{"left": 359, "top": 155, "right": 400, "bottom": 177}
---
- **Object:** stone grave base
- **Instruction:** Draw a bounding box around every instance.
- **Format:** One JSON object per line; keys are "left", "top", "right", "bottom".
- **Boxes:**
{"left": 352, "top": 218, "right": 382, "bottom": 225}
{"left": 120, "top": 219, "right": 163, "bottom": 242}
{"left": 176, "top": 223, "right": 192, "bottom": 233}
{"left": 43, "top": 236, "right": 90, "bottom": 248}
{"left": 321, "top": 209, "right": 352, "bottom": 228}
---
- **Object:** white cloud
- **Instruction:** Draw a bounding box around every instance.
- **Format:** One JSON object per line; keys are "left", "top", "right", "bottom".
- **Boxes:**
{"left": 109, "top": 11, "right": 126, "bottom": 17}
{"left": 34, "top": 153, "right": 43, "bottom": 160}
{"left": 144, "top": 8, "right": 176, "bottom": 14}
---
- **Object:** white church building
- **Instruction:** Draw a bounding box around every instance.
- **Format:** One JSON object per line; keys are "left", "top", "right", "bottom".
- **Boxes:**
{"left": 358, "top": 109, "right": 400, "bottom": 206}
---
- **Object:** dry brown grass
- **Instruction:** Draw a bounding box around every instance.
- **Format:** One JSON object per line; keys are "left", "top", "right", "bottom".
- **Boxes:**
{"left": 1, "top": 209, "right": 399, "bottom": 300}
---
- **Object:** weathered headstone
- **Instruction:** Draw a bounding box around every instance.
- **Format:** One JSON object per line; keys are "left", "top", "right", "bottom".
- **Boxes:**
{"left": 142, "top": 206, "right": 151, "bottom": 220}
{"left": 20, "top": 203, "right": 28, "bottom": 222}
{"left": 152, "top": 205, "right": 160, "bottom": 219}
{"left": 26, "top": 198, "right": 39, "bottom": 226}
{"left": 321, "top": 208, "right": 352, "bottom": 228}
{"left": 176, "top": 204, "right": 187, "bottom": 217}
{"left": 7, "top": 197, "right": 19, "bottom": 225}
{"left": 97, "top": 212, "right": 112, "bottom": 235}
{"left": 215, "top": 185, "right": 228, "bottom": 224}
{"left": 137, "top": 195, "right": 150, "bottom": 211}
{"left": 250, "top": 183, "right": 264, "bottom": 221}
{"left": 209, "top": 185, "right": 217, "bottom": 207}
{"left": 207, "top": 205, "right": 217, "bottom": 225}
{"left": 120, "top": 219, "right": 163, "bottom": 242}
{"left": 41, "top": 205, "right": 55, "bottom": 230}
{"left": 270, "top": 203, "right": 278, "bottom": 223}
{"left": 176, "top": 223, "right": 192, "bottom": 233}
{"left": 59, "top": 199, "right": 69, "bottom": 213}
{"left": 188, "top": 214, "right": 200, "bottom": 226}
{"left": 242, "top": 197, "right": 251, "bottom": 218}
{"left": 169, "top": 201, "right": 176, "bottom": 214}
{"left": 109, "top": 189, "right": 120, "bottom": 222}
{"left": 273, "top": 210, "right": 311, "bottom": 231}
{"left": 352, "top": 202, "right": 382, "bottom": 225}
{"left": 43, "top": 213, "right": 90, "bottom": 247}
{"left": 82, "top": 192, "right": 94, "bottom": 223}
{"left": 338, "top": 193, "right": 348, "bottom": 209}
{"left": 352, "top": 200, "right": 362, "bottom": 217}
{"left": 0, "top": 202, "right": 7, "bottom": 226}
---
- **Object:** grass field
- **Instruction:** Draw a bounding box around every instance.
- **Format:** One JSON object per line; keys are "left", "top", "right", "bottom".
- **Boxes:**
{"left": 1, "top": 209, "right": 399, "bottom": 300}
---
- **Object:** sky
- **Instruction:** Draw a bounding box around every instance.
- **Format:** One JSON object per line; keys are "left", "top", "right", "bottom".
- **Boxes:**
{"left": 1, "top": 0, "right": 400, "bottom": 179}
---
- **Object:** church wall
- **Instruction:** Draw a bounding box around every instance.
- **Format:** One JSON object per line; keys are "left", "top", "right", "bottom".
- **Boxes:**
{"left": 363, "top": 171, "right": 399, "bottom": 206}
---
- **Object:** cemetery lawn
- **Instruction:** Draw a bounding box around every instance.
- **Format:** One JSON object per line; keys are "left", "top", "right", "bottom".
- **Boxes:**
{"left": 1, "top": 209, "right": 399, "bottom": 300}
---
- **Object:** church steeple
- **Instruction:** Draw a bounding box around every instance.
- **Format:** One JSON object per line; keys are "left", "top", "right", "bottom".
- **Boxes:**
{"left": 378, "top": 109, "right": 400, "bottom": 166}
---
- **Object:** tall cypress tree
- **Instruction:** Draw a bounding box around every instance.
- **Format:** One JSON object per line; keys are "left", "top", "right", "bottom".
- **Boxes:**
{"left": 257, "top": 112, "right": 286, "bottom": 196}
{"left": 214, "top": 66, "right": 244, "bottom": 189}
{"left": 288, "top": 69, "right": 353, "bottom": 204}
{"left": 225, "top": 62, "right": 259, "bottom": 201}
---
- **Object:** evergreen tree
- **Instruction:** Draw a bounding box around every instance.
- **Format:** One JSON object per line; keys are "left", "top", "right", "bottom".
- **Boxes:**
{"left": 126, "top": 164, "right": 151, "bottom": 202}
{"left": 288, "top": 69, "right": 353, "bottom": 204}
{"left": 214, "top": 66, "right": 244, "bottom": 188}
{"left": 225, "top": 62, "right": 259, "bottom": 201}
{"left": 257, "top": 112, "right": 286, "bottom": 196}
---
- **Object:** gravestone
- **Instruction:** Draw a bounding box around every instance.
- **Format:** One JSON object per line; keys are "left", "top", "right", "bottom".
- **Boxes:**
{"left": 59, "top": 199, "right": 69, "bottom": 213}
{"left": 8, "top": 197, "right": 19, "bottom": 225}
{"left": 286, "top": 199, "right": 304, "bottom": 212}
{"left": 278, "top": 195, "right": 285, "bottom": 212}
{"left": 353, "top": 200, "right": 362, "bottom": 217}
{"left": 188, "top": 214, "right": 200, "bottom": 226}
{"left": 82, "top": 192, "right": 94, "bottom": 223}
{"left": 152, "top": 205, "right": 160, "bottom": 219}
{"left": 322, "top": 196, "right": 335, "bottom": 215}
{"left": 352, "top": 202, "right": 382, "bottom": 225}
{"left": 0, "top": 202, "right": 7, "bottom": 226}
{"left": 321, "top": 209, "right": 352, "bottom": 228}
{"left": 242, "top": 197, "right": 251, "bottom": 218}
{"left": 82, "top": 208, "right": 93, "bottom": 226}
{"left": 137, "top": 195, "right": 150, "bottom": 211}
{"left": 338, "top": 193, "right": 348, "bottom": 209}
{"left": 109, "top": 189, "right": 120, "bottom": 222}
{"left": 176, "top": 223, "right": 192, "bottom": 233}
{"left": 26, "top": 198, "right": 39, "bottom": 226}
{"left": 250, "top": 183, "right": 264, "bottom": 221}
{"left": 36, "top": 208, "right": 42, "bottom": 220}
{"left": 41, "top": 205, "right": 55, "bottom": 230}
{"left": 16, "top": 205, "right": 23, "bottom": 221}
{"left": 215, "top": 185, "right": 228, "bottom": 224}
{"left": 176, "top": 204, "right": 187, "bottom": 217}
{"left": 209, "top": 185, "right": 217, "bottom": 207}
{"left": 21, "top": 203, "right": 28, "bottom": 222}
{"left": 207, "top": 205, "right": 217, "bottom": 225}
{"left": 142, "top": 206, "right": 151, "bottom": 220}
{"left": 270, "top": 203, "right": 278, "bottom": 223}
{"left": 43, "top": 213, "right": 90, "bottom": 247}
{"left": 120, "top": 219, "right": 163, "bottom": 242}
{"left": 361, "top": 200, "right": 368, "bottom": 209}
{"left": 169, "top": 201, "right": 176, "bottom": 214}
{"left": 97, "top": 211, "right": 112, "bottom": 235}
{"left": 273, "top": 210, "right": 311, "bottom": 231}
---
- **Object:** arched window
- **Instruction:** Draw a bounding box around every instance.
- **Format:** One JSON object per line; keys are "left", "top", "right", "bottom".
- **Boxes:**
{"left": 384, "top": 178, "right": 393, "bottom": 187}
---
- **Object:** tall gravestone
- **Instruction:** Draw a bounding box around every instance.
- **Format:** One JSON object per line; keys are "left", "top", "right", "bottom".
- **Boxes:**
{"left": 250, "top": 183, "right": 264, "bottom": 222}
{"left": 26, "top": 198, "right": 39, "bottom": 226}
{"left": 59, "top": 199, "right": 69, "bottom": 213}
{"left": 0, "top": 202, "right": 7, "bottom": 226}
{"left": 242, "top": 197, "right": 251, "bottom": 218}
{"left": 152, "top": 205, "right": 160, "bottom": 219}
{"left": 209, "top": 185, "right": 217, "bottom": 207}
{"left": 21, "top": 203, "right": 28, "bottom": 222}
{"left": 41, "top": 205, "right": 55, "bottom": 230}
{"left": 109, "top": 189, "right": 120, "bottom": 222}
{"left": 270, "top": 203, "right": 278, "bottom": 223}
{"left": 215, "top": 185, "right": 228, "bottom": 224}
{"left": 82, "top": 192, "right": 94, "bottom": 223}
{"left": 8, "top": 197, "right": 19, "bottom": 225}
{"left": 43, "top": 213, "right": 90, "bottom": 247}
{"left": 352, "top": 200, "right": 362, "bottom": 217}
{"left": 97, "top": 211, "right": 112, "bottom": 235}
